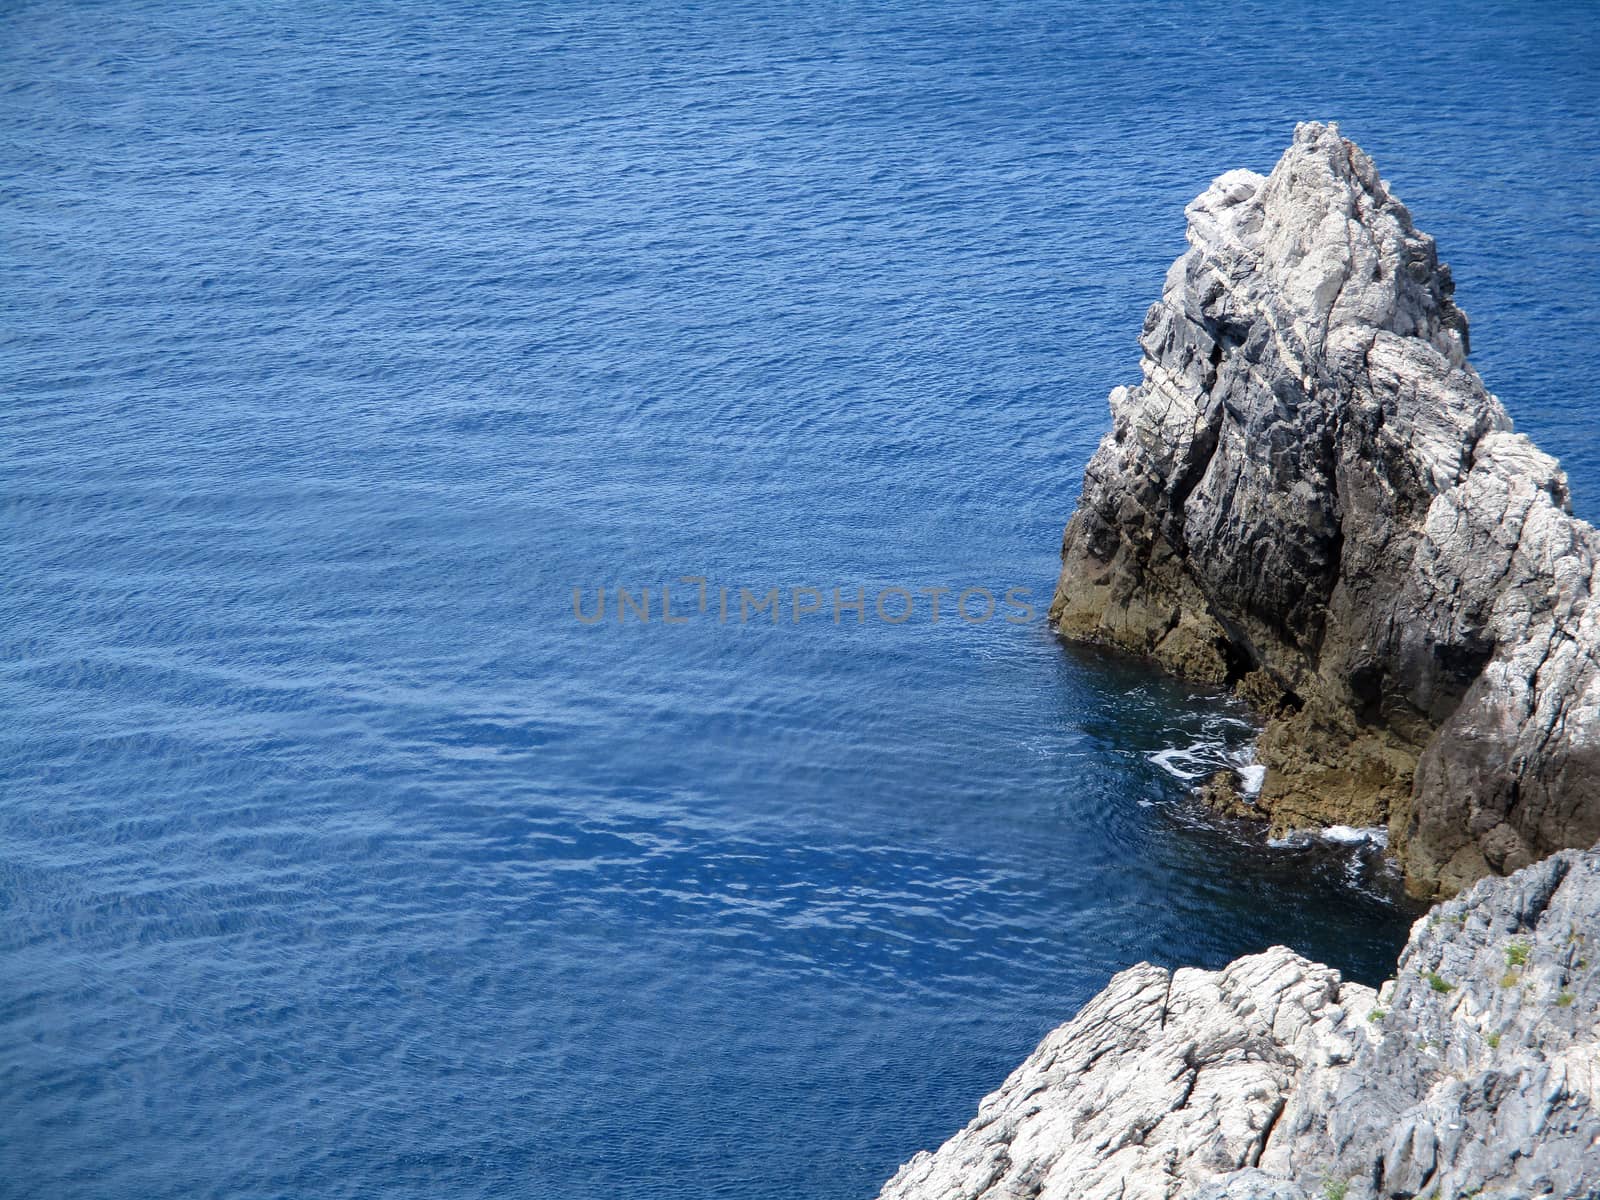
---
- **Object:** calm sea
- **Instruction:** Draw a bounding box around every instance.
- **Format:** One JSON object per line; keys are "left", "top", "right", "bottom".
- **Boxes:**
{"left": 4, "top": 2, "right": 1598, "bottom": 1197}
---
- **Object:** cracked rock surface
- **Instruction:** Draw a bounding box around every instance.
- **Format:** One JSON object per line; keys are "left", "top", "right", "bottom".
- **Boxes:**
{"left": 875, "top": 847, "right": 1600, "bottom": 1200}
{"left": 1048, "top": 121, "right": 1600, "bottom": 897}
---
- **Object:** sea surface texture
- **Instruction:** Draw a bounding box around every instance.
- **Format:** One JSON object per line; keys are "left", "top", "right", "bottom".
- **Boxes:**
{"left": 4, "top": 3, "right": 1598, "bottom": 1198}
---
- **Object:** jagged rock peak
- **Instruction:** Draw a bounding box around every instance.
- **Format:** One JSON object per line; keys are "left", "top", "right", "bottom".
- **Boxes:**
{"left": 1181, "top": 121, "right": 1470, "bottom": 364}
{"left": 1049, "top": 123, "right": 1600, "bottom": 897}
{"left": 875, "top": 846, "right": 1600, "bottom": 1200}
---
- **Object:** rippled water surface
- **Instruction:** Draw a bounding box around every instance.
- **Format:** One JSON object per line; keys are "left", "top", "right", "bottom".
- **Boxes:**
{"left": 5, "top": 3, "right": 1599, "bottom": 1197}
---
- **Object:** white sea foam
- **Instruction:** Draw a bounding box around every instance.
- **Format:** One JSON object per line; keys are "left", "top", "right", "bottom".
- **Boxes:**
{"left": 1149, "top": 730, "right": 1268, "bottom": 801}
{"left": 1148, "top": 742, "right": 1214, "bottom": 782}
{"left": 1267, "top": 831, "right": 1313, "bottom": 849}
{"left": 1321, "top": 824, "right": 1388, "bottom": 847}
{"left": 1268, "top": 825, "right": 1388, "bottom": 851}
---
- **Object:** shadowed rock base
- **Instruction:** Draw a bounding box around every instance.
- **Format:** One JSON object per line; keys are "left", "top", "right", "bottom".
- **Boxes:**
{"left": 1049, "top": 122, "right": 1600, "bottom": 898}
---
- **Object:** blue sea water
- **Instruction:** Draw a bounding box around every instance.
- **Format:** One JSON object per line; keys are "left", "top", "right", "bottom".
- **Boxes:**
{"left": 4, "top": 2, "right": 1599, "bottom": 1197}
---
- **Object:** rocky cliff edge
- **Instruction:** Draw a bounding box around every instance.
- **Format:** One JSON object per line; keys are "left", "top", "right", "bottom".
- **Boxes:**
{"left": 876, "top": 846, "right": 1600, "bottom": 1200}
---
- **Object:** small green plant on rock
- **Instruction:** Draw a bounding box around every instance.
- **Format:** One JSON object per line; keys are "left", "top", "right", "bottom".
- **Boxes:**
{"left": 1556, "top": 990, "right": 1576, "bottom": 1007}
{"left": 1322, "top": 1178, "right": 1348, "bottom": 1200}
{"left": 1487, "top": 1031, "right": 1501, "bottom": 1048}
{"left": 1427, "top": 971, "right": 1454, "bottom": 994}
{"left": 1500, "top": 972, "right": 1520, "bottom": 988}
{"left": 1506, "top": 940, "right": 1531, "bottom": 967}
{"left": 1367, "top": 1008, "right": 1386, "bottom": 1023}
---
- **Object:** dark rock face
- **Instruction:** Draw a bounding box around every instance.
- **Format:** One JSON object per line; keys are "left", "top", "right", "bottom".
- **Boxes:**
{"left": 1050, "top": 122, "right": 1600, "bottom": 897}
{"left": 877, "top": 847, "right": 1600, "bottom": 1200}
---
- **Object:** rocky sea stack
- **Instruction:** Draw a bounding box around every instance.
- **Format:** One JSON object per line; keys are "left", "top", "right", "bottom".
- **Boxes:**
{"left": 1050, "top": 122, "right": 1600, "bottom": 899}
{"left": 877, "top": 847, "right": 1600, "bottom": 1200}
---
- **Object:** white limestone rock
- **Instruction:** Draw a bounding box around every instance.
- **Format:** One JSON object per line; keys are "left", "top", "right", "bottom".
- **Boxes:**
{"left": 875, "top": 847, "right": 1600, "bottom": 1200}
{"left": 876, "top": 949, "right": 1375, "bottom": 1200}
